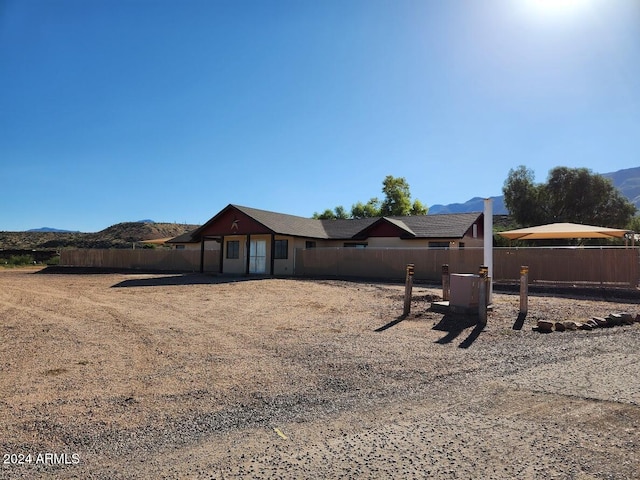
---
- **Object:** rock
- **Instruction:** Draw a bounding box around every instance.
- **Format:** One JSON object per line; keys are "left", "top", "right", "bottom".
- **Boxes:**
{"left": 607, "top": 313, "right": 623, "bottom": 327}
{"left": 579, "top": 322, "right": 592, "bottom": 330}
{"left": 585, "top": 319, "right": 599, "bottom": 328}
{"left": 620, "top": 312, "right": 634, "bottom": 325}
{"left": 593, "top": 317, "right": 608, "bottom": 328}
{"left": 635, "top": 313, "right": 640, "bottom": 323}
{"left": 537, "top": 320, "right": 554, "bottom": 333}
{"left": 554, "top": 322, "right": 566, "bottom": 332}
{"left": 563, "top": 321, "right": 578, "bottom": 331}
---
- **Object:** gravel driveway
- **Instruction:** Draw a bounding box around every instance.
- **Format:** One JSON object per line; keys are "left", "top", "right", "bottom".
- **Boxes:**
{"left": 1, "top": 269, "right": 639, "bottom": 479}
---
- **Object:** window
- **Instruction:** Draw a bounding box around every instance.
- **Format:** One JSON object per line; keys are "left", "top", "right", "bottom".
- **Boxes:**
{"left": 428, "top": 241, "right": 449, "bottom": 249}
{"left": 274, "top": 239, "right": 288, "bottom": 259}
{"left": 175, "top": 245, "right": 185, "bottom": 250}
{"left": 344, "top": 242, "right": 368, "bottom": 248}
{"left": 305, "top": 241, "right": 316, "bottom": 249}
{"left": 226, "top": 240, "right": 240, "bottom": 259}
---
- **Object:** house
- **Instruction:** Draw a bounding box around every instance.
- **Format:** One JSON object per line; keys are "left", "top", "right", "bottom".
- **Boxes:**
{"left": 172, "top": 204, "right": 485, "bottom": 275}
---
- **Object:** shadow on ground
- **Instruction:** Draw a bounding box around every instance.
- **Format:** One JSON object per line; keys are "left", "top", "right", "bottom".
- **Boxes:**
{"left": 433, "top": 314, "right": 485, "bottom": 348}
{"left": 374, "top": 315, "right": 407, "bottom": 332}
{"left": 111, "top": 274, "right": 271, "bottom": 288}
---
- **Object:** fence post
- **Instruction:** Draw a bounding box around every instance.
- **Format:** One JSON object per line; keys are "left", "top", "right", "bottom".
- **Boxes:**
{"left": 478, "top": 265, "right": 488, "bottom": 325}
{"left": 520, "top": 265, "right": 529, "bottom": 315}
{"left": 403, "top": 264, "right": 415, "bottom": 316}
{"left": 442, "top": 264, "right": 450, "bottom": 301}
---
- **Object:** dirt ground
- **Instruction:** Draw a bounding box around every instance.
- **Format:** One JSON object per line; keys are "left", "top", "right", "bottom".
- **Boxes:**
{"left": 1, "top": 268, "right": 639, "bottom": 479}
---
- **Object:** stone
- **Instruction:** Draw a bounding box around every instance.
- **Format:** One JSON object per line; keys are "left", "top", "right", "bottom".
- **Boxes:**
{"left": 563, "top": 321, "right": 578, "bottom": 331}
{"left": 537, "top": 320, "right": 554, "bottom": 333}
{"left": 593, "top": 317, "right": 608, "bottom": 328}
{"left": 554, "top": 322, "right": 566, "bottom": 332}
{"left": 607, "top": 313, "right": 623, "bottom": 327}
{"left": 620, "top": 312, "right": 634, "bottom": 325}
{"left": 585, "top": 319, "right": 599, "bottom": 328}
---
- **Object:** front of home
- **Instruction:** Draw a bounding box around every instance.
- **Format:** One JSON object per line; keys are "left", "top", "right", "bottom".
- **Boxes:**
{"left": 170, "top": 204, "right": 486, "bottom": 275}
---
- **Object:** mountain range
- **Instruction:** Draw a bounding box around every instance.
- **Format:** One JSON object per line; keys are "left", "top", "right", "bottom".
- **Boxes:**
{"left": 429, "top": 166, "right": 640, "bottom": 214}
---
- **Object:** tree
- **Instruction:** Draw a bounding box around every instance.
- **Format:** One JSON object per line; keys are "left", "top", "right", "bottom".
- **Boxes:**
{"left": 314, "top": 175, "right": 427, "bottom": 219}
{"left": 503, "top": 166, "right": 636, "bottom": 228}
{"left": 351, "top": 198, "right": 381, "bottom": 219}
{"left": 312, "top": 206, "right": 349, "bottom": 220}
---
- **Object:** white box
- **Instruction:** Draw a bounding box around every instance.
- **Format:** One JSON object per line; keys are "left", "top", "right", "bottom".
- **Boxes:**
{"left": 449, "top": 274, "right": 479, "bottom": 309}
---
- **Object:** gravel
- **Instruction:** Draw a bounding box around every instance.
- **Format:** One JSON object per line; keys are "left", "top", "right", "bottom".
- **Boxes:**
{"left": 1, "top": 268, "right": 639, "bottom": 479}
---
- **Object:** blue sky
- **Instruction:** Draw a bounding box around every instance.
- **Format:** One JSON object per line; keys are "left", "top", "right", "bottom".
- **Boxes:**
{"left": 1, "top": 0, "right": 639, "bottom": 232}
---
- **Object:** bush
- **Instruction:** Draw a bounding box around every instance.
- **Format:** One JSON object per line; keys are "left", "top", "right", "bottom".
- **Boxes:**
{"left": 7, "top": 254, "right": 35, "bottom": 266}
{"left": 46, "top": 255, "right": 60, "bottom": 265}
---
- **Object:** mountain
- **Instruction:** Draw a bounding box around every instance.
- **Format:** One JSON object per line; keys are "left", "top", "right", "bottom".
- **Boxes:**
{"left": 0, "top": 222, "right": 199, "bottom": 250}
{"left": 430, "top": 196, "right": 508, "bottom": 215}
{"left": 27, "top": 227, "right": 79, "bottom": 233}
{"left": 429, "top": 166, "right": 640, "bottom": 215}
{"left": 602, "top": 166, "right": 640, "bottom": 208}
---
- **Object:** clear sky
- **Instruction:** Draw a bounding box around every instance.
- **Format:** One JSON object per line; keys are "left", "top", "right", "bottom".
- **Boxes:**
{"left": 1, "top": 0, "right": 639, "bottom": 232}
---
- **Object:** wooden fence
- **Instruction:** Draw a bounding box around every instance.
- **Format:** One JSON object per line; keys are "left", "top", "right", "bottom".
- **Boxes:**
{"left": 294, "top": 247, "right": 640, "bottom": 288}
{"left": 59, "top": 247, "right": 640, "bottom": 288}
{"left": 60, "top": 249, "right": 220, "bottom": 272}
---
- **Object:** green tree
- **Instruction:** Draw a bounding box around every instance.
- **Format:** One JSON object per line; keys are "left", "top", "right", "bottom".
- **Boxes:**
{"left": 312, "top": 206, "right": 349, "bottom": 220}
{"left": 380, "top": 175, "right": 413, "bottom": 216}
{"left": 503, "top": 166, "right": 636, "bottom": 228}
{"left": 313, "top": 175, "right": 428, "bottom": 219}
{"left": 351, "top": 198, "right": 381, "bottom": 218}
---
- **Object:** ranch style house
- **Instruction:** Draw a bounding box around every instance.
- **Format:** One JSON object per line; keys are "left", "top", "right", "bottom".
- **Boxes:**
{"left": 168, "top": 204, "right": 486, "bottom": 276}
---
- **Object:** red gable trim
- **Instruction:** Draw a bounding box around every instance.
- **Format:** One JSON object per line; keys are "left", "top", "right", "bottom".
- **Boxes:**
{"left": 353, "top": 218, "right": 415, "bottom": 239}
{"left": 199, "top": 205, "right": 273, "bottom": 237}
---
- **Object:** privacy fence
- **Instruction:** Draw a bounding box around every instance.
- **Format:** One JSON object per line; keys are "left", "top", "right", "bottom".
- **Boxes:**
{"left": 294, "top": 247, "right": 640, "bottom": 288}
{"left": 60, "top": 247, "right": 640, "bottom": 288}
{"left": 60, "top": 249, "right": 220, "bottom": 273}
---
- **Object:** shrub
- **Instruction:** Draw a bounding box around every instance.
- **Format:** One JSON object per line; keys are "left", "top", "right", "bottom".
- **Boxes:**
{"left": 7, "top": 254, "right": 35, "bottom": 266}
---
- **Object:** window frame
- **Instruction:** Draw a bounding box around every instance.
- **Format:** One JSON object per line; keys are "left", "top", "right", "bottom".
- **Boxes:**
{"left": 226, "top": 240, "right": 240, "bottom": 259}
{"left": 274, "top": 239, "right": 288, "bottom": 259}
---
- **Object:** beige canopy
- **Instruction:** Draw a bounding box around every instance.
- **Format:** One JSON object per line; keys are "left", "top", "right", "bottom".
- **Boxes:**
{"left": 499, "top": 222, "right": 631, "bottom": 240}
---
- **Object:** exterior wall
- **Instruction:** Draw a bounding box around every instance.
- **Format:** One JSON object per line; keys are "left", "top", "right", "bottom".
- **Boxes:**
{"left": 308, "top": 235, "right": 483, "bottom": 249}
{"left": 222, "top": 235, "right": 249, "bottom": 274}
{"left": 273, "top": 235, "right": 298, "bottom": 276}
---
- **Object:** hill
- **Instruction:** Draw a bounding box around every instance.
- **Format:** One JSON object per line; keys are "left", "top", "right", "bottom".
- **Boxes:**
{"left": 0, "top": 222, "right": 199, "bottom": 250}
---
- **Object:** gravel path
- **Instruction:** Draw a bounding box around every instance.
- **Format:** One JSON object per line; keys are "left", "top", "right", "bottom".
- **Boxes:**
{"left": 1, "top": 268, "right": 639, "bottom": 479}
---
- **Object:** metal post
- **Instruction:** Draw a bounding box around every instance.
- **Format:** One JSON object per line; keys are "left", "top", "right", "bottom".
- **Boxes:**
{"left": 478, "top": 265, "right": 488, "bottom": 325}
{"left": 519, "top": 266, "right": 529, "bottom": 315}
{"left": 403, "top": 264, "right": 415, "bottom": 316}
{"left": 442, "top": 264, "right": 450, "bottom": 301}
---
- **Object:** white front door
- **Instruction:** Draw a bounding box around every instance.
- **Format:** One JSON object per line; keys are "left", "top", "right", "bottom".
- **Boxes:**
{"left": 249, "top": 240, "right": 266, "bottom": 274}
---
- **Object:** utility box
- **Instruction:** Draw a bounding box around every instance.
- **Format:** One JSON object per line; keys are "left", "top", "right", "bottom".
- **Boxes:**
{"left": 449, "top": 274, "right": 479, "bottom": 310}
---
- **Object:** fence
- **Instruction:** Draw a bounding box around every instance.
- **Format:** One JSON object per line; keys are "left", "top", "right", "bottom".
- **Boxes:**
{"left": 60, "top": 249, "right": 220, "bottom": 272}
{"left": 59, "top": 246, "right": 640, "bottom": 288}
{"left": 294, "top": 247, "right": 640, "bottom": 288}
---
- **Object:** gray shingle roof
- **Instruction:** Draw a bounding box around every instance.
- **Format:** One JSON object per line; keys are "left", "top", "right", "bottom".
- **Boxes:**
{"left": 176, "top": 204, "right": 482, "bottom": 243}
{"left": 389, "top": 212, "right": 482, "bottom": 238}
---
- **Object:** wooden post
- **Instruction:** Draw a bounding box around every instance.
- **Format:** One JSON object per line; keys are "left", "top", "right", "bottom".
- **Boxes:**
{"left": 520, "top": 266, "right": 529, "bottom": 315}
{"left": 403, "top": 264, "right": 415, "bottom": 316}
{"left": 478, "top": 265, "right": 488, "bottom": 325}
{"left": 442, "top": 264, "right": 450, "bottom": 301}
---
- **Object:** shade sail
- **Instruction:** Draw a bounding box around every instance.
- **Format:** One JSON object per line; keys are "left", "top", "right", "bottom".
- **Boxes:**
{"left": 499, "top": 223, "right": 631, "bottom": 240}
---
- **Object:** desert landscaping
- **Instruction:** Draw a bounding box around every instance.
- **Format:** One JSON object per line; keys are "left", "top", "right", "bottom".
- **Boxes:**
{"left": 1, "top": 267, "right": 639, "bottom": 479}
